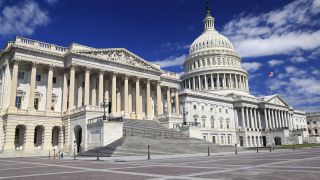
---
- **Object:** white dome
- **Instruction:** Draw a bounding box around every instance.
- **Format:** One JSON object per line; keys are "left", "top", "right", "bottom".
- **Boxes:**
{"left": 190, "top": 30, "right": 235, "bottom": 54}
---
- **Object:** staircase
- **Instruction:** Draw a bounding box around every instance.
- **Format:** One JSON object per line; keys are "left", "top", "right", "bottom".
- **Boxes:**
{"left": 81, "top": 120, "right": 239, "bottom": 157}
{"left": 123, "top": 120, "right": 186, "bottom": 138}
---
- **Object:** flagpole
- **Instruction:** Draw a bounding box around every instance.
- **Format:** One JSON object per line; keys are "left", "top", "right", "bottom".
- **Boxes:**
{"left": 269, "top": 76, "right": 272, "bottom": 95}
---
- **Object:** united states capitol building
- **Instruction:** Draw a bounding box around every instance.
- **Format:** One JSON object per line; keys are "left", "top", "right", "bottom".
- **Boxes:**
{"left": 0, "top": 4, "right": 308, "bottom": 156}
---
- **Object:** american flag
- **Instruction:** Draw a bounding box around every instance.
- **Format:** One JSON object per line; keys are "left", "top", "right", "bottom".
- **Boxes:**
{"left": 268, "top": 72, "right": 274, "bottom": 78}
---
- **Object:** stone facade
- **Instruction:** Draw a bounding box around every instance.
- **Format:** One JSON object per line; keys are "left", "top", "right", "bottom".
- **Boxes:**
{"left": 0, "top": 37, "right": 181, "bottom": 156}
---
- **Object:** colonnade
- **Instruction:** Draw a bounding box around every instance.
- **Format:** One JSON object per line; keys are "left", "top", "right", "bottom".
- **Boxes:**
{"left": 264, "top": 109, "right": 293, "bottom": 130}
{"left": 182, "top": 73, "right": 248, "bottom": 91}
{"left": 239, "top": 107, "right": 262, "bottom": 130}
{"left": 8, "top": 61, "right": 180, "bottom": 119}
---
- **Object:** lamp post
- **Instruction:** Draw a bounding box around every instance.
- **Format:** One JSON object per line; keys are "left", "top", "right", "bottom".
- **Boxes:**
{"left": 101, "top": 99, "right": 109, "bottom": 120}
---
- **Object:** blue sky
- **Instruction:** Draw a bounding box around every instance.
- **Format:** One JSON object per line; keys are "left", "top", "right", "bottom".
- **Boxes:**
{"left": 0, "top": 0, "right": 319, "bottom": 112}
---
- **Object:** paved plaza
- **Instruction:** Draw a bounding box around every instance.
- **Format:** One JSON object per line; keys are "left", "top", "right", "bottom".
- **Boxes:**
{"left": 0, "top": 147, "right": 320, "bottom": 180}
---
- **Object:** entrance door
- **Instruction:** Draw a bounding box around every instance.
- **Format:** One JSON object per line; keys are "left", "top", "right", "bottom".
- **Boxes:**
{"left": 262, "top": 136, "right": 267, "bottom": 147}
{"left": 239, "top": 136, "right": 243, "bottom": 147}
{"left": 274, "top": 137, "right": 282, "bottom": 145}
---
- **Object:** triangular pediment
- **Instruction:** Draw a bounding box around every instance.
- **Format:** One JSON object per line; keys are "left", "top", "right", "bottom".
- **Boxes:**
{"left": 264, "top": 95, "right": 289, "bottom": 107}
{"left": 73, "top": 48, "right": 161, "bottom": 72}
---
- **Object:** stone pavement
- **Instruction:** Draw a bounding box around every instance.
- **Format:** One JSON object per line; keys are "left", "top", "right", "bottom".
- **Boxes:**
{"left": 0, "top": 147, "right": 320, "bottom": 179}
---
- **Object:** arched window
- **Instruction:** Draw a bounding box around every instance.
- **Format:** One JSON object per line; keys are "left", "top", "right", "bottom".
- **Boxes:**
{"left": 219, "top": 117, "right": 223, "bottom": 129}
{"left": 211, "top": 116, "right": 215, "bottom": 128}
{"left": 201, "top": 116, "right": 206, "bottom": 128}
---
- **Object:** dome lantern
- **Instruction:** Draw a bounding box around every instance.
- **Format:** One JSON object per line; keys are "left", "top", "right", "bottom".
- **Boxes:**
{"left": 204, "top": 0, "right": 215, "bottom": 31}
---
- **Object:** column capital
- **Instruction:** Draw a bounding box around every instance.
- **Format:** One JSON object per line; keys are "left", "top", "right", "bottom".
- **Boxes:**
{"left": 12, "top": 58, "right": 21, "bottom": 65}
{"left": 47, "top": 64, "right": 55, "bottom": 71}
{"left": 69, "top": 64, "right": 77, "bottom": 70}
{"left": 30, "top": 61, "right": 38, "bottom": 68}
{"left": 85, "top": 67, "right": 91, "bottom": 72}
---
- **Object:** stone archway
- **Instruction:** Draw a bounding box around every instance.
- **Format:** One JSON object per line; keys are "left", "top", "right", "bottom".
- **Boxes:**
{"left": 52, "top": 126, "right": 61, "bottom": 147}
{"left": 14, "top": 125, "right": 26, "bottom": 149}
{"left": 74, "top": 125, "right": 82, "bottom": 153}
{"left": 34, "top": 125, "right": 45, "bottom": 148}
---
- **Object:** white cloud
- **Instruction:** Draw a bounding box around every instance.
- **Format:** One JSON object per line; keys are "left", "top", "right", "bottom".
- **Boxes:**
{"left": 45, "top": 0, "right": 58, "bottom": 5}
{"left": 223, "top": 0, "right": 320, "bottom": 58}
{"left": 154, "top": 54, "right": 187, "bottom": 68}
{"left": 268, "top": 60, "right": 284, "bottom": 67}
{"left": 242, "top": 62, "right": 263, "bottom": 72}
{"left": 0, "top": 0, "right": 50, "bottom": 36}
{"left": 290, "top": 56, "right": 308, "bottom": 63}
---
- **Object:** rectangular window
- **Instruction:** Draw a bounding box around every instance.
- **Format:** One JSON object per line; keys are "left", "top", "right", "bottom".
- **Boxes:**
{"left": 34, "top": 98, "right": 39, "bottom": 110}
{"left": 212, "top": 136, "right": 216, "bottom": 144}
{"left": 18, "top": 71, "right": 25, "bottom": 80}
{"left": 36, "top": 74, "right": 41, "bottom": 82}
{"left": 53, "top": 77, "right": 57, "bottom": 84}
{"left": 15, "top": 96, "right": 22, "bottom": 109}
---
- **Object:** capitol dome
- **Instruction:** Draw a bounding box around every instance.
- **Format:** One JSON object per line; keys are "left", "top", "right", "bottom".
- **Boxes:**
{"left": 181, "top": 2, "right": 250, "bottom": 96}
{"left": 190, "top": 29, "right": 235, "bottom": 54}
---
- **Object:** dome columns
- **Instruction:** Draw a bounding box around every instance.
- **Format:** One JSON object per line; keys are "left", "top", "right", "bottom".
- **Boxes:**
{"left": 182, "top": 73, "right": 249, "bottom": 92}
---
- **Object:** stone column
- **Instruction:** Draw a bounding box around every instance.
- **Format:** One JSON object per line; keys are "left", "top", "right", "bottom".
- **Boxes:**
{"left": 156, "top": 81, "right": 163, "bottom": 115}
{"left": 135, "top": 78, "right": 142, "bottom": 119}
{"left": 250, "top": 108, "right": 255, "bottom": 130}
{"left": 98, "top": 70, "right": 104, "bottom": 105}
{"left": 198, "top": 76, "right": 201, "bottom": 90}
{"left": 91, "top": 75, "right": 97, "bottom": 106}
{"left": 241, "top": 107, "right": 246, "bottom": 128}
{"left": 46, "top": 65, "right": 54, "bottom": 112}
{"left": 124, "top": 76, "right": 129, "bottom": 117}
{"left": 276, "top": 110, "right": 280, "bottom": 128}
{"left": 116, "top": 90, "right": 121, "bottom": 114}
{"left": 68, "top": 65, "right": 75, "bottom": 110}
{"left": 146, "top": 79, "right": 151, "bottom": 118}
{"left": 210, "top": 74, "right": 214, "bottom": 89}
{"left": 175, "top": 89, "right": 179, "bottom": 114}
{"left": 268, "top": 109, "right": 273, "bottom": 129}
{"left": 223, "top": 73, "right": 226, "bottom": 88}
{"left": 273, "top": 109, "right": 278, "bottom": 128}
{"left": 235, "top": 75, "right": 239, "bottom": 90}
{"left": 192, "top": 77, "right": 196, "bottom": 90}
{"left": 257, "top": 110, "right": 262, "bottom": 129}
{"left": 280, "top": 111, "right": 284, "bottom": 128}
{"left": 62, "top": 71, "right": 68, "bottom": 112}
{"left": 253, "top": 108, "right": 258, "bottom": 129}
{"left": 229, "top": 74, "right": 232, "bottom": 88}
{"left": 84, "top": 68, "right": 90, "bottom": 106}
{"left": 28, "top": 62, "right": 37, "bottom": 111}
{"left": 111, "top": 73, "right": 117, "bottom": 114}
{"left": 246, "top": 77, "right": 249, "bottom": 91}
{"left": 188, "top": 79, "right": 191, "bottom": 89}
{"left": 9, "top": 60, "right": 19, "bottom": 109}
{"left": 245, "top": 107, "right": 250, "bottom": 130}
{"left": 264, "top": 109, "right": 269, "bottom": 129}
{"left": 167, "top": 88, "right": 171, "bottom": 114}
{"left": 204, "top": 74, "right": 208, "bottom": 90}
{"left": 217, "top": 73, "right": 220, "bottom": 88}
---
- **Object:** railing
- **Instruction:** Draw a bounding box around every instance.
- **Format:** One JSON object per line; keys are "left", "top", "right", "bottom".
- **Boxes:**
{"left": 123, "top": 126, "right": 185, "bottom": 138}
{"left": 174, "top": 122, "right": 200, "bottom": 128}
{"left": 15, "top": 37, "right": 68, "bottom": 53}
{"left": 88, "top": 116, "right": 124, "bottom": 125}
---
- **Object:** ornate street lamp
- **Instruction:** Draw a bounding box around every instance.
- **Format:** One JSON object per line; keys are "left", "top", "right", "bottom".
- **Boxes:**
{"left": 101, "top": 99, "right": 109, "bottom": 120}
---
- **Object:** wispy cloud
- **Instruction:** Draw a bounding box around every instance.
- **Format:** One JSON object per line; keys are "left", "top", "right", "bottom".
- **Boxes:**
{"left": 242, "top": 62, "right": 263, "bottom": 72}
{"left": 154, "top": 54, "right": 187, "bottom": 68}
{"left": 268, "top": 60, "right": 284, "bottom": 67}
{"left": 222, "top": 0, "right": 320, "bottom": 58}
{"left": 0, "top": 0, "right": 50, "bottom": 36}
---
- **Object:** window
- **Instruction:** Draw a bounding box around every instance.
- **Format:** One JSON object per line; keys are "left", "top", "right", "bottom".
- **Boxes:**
{"left": 18, "top": 71, "right": 25, "bottom": 80}
{"left": 202, "top": 119, "right": 206, "bottom": 128}
{"left": 193, "top": 105, "right": 197, "bottom": 110}
{"left": 51, "top": 99, "right": 55, "bottom": 111}
{"left": 34, "top": 98, "right": 39, "bottom": 110}
{"left": 226, "top": 121, "right": 230, "bottom": 129}
{"left": 210, "top": 107, "right": 213, "bottom": 112}
{"left": 228, "top": 136, "right": 231, "bottom": 144}
{"left": 36, "top": 74, "right": 41, "bottom": 82}
{"left": 225, "top": 109, "right": 228, "bottom": 114}
{"left": 15, "top": 96, "right": 22, "bottom": 109}
{"left": 219, "top": 108, "right": 222, "bottom": 113}
{"left": 201, "top": 106, "right": 204, "bottom": 111}
{"left": 211, "top": 116, "right": 215, "bottom": 128}
{"left": 220, "top": 120, "right": 223, "bottom": 129}
{"left": 221, "top": 135, "right": 224, "bottom": 144}
{"left": 315, "top": 129, "right": 318, "bottom": 134}
{"left": 212, "top": 136, "right": 216, "bottom": 144}
{"left": 53, "top": 77, "right": 57, "bottom": 84}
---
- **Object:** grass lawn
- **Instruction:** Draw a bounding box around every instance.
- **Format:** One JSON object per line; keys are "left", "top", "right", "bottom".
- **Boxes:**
{"left": 246, "top": 143, "right": 320, "bottom": 150}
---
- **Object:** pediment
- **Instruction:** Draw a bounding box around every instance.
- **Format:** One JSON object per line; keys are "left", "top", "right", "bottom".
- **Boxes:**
{"left": 73, "top": 48, "right": 161, "bottom": 72}
{"left": 265, "top": 95, "right": 288, "bottom": 107}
